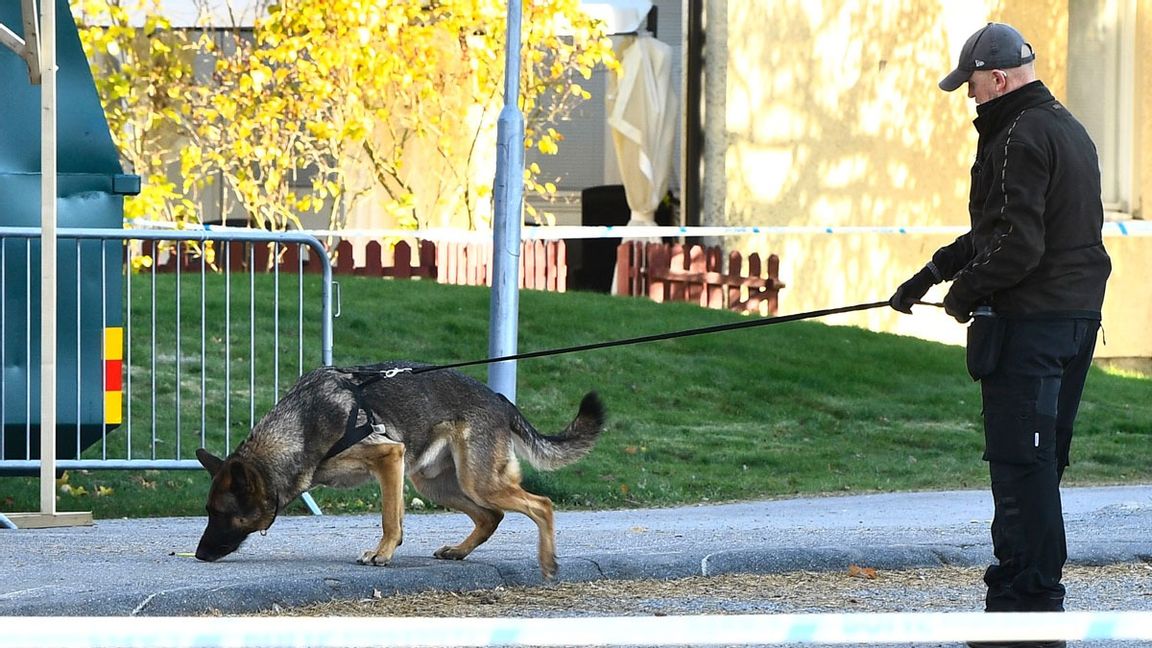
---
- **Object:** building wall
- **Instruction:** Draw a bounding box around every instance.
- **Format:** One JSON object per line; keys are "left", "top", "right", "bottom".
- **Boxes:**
{"left": 720, "top": 0, "right": 1150, "bottom": 360}
{"left": 1139, "top": 0, "right": 1152, "bottom": 221}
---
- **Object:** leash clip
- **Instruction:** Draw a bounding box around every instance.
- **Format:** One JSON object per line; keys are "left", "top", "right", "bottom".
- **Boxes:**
{"left": 382, "top": 367, "right": 412, "bottom": 379}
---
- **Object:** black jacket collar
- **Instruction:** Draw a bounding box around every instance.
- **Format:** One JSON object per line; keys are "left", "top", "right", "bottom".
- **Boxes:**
{"left": 973, "top": 80, "right": 1054, "bottom": 135}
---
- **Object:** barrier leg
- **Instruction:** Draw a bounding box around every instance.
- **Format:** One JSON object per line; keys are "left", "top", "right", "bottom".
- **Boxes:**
{"left": 299, "top": 491, "right": 323, "bottom": 515}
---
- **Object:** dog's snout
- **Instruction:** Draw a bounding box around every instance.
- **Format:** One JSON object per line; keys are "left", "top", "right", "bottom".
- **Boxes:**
{"left": 195, "top": 526, "right": 248, "bottom": 562}
{"left": 194, "top": 547, "right": 222, "bottom": 562}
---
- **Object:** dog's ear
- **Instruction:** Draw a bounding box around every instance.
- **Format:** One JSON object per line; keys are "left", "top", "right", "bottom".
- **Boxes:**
{"left": 228, "top": 460, "right": 251, "bottom": 493}
{"left": 196, "top": 448, "right": 224, "bottom": 476}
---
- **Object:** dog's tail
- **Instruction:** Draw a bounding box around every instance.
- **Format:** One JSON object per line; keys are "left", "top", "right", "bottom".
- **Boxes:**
{"left": 510, "top": 392, "right": 605, "bottom": 471}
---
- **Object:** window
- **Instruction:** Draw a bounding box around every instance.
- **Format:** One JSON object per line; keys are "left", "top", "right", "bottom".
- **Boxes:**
{"left": 1066, "top": 0, "right": 1135, "bottom": 215}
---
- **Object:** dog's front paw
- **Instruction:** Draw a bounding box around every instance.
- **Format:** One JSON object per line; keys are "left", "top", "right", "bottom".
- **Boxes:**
{"left": 433, "top": 545, "right": 469, "bottom": 561}
{"left": 357, "top": 550, "right": 393, "bottom": 566}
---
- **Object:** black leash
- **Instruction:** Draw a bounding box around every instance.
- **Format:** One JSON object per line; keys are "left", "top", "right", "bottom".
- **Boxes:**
{"left": 407, "top": 299, "right": 934, "bottom": 375}
{"left": 321, "top": 299, "right": 942, "bottom": 459}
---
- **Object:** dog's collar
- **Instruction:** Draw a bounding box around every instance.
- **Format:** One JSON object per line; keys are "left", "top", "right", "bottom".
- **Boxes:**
{"left": 261, "top": 488, "right": 281, "bottom": 536}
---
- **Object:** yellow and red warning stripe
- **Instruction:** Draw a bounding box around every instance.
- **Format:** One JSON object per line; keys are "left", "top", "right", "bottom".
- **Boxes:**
{"left": 104, "top": 327, "right": 123, "bottom": 425}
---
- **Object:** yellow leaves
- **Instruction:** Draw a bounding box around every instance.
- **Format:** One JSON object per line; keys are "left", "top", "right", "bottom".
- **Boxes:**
{"left": 537, "top": 136, "right": 559, "bottom": 156}
{"left": 536, "top": 128, "right": 564, "bottom": 156}
{"left": 130, "top": 255, "right": 154, "bottom": 272}
{"left": 56, "top": 472, "right": 88, "bottom": 498}
{"left": 76, "top": 0, "right": 616, "bottom": 232}
{"left": 265, "top": 168, "right": 283, "bottom": 194}
{"left": 248, "top": 66, "right": 270, "bottom": 92}
{"left": 848, "top": 564, "right": 879, "bottom": 579}
{"left": 307, "top": 122, "right": 337, "bottom": 139}
{"left": 216, "top": 99, "right": 237, "bottom": 123}
{"left": 107, "top": 76, "right": 130, "bottom": 101}
{"left": 322, "top": 180, "right": 342, "bottom": 198}
{"left": 179, "top": 145, "right": 203, "bottom": 189}
{"left": 59, "top": 483, "right": 88, "bottom": 497}
{"left": 569, "top": 82, "right": 591, "bottom": 100}
{"left": 200, "top": 242, "right": 217, "bottom": 266}
{"left": 341, "top": 118, "right": 370, "bottom": 142}
{"left": 53, "top": 471, "right": 115, "bottom": 498}
{"left": 295, "top": 194, "right": 316, "bottom": 212}
{"left": 78, "top": 0, "right": 109, "bottom": 16}
{"left": 130, "top": 474, "right": 157, "bottom": 490}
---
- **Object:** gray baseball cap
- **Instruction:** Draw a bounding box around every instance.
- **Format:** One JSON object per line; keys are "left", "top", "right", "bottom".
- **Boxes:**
{"left": 939, "top": 23, "right": 1036, "bottom": 91}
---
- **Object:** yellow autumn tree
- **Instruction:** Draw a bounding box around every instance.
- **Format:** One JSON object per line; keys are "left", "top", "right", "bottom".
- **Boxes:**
{"left": 71, "top": 0, "right": 199, "bottom": 225}
{"left": 185, "top": 0, "right": 617, "bottom": 231}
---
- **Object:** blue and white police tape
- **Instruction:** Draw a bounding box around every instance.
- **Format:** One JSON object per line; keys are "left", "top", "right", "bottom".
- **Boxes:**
{"left": 127, "top": 220, "right": 1152, "bottom": 241}
{"left": 4, "top": 611, "right": 1152, "bottom": 647}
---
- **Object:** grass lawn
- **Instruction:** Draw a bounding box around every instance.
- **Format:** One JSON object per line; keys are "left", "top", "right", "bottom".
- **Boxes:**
{"left": 3, "top": 277, "right": 1149, "bottom": 518}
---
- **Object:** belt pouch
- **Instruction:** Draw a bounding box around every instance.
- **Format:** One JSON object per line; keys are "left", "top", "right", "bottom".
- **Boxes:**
{"left": 966, "top": 312, "right": 1006, "bottom": 381}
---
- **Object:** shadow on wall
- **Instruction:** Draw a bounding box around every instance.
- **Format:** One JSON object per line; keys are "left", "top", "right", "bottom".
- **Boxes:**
{"left": 729, "top": 2, "right": 960, "bottom": 228}
{"left": 719, "top": 1, "right": 1077, "bottom": 351}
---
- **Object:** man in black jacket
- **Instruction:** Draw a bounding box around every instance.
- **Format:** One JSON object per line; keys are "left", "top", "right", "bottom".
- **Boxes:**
{"left": 889, "top": 23, "right": 1111, "bottom": 648}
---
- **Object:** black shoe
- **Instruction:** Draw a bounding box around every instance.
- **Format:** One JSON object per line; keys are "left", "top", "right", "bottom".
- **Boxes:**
{"left": 966, "top": 605, "right": 1068, "bottom": 648}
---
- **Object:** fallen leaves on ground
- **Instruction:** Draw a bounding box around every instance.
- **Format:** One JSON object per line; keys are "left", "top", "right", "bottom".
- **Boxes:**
{"left": 257, "top": 564, "right": 1151, "bottom": 619}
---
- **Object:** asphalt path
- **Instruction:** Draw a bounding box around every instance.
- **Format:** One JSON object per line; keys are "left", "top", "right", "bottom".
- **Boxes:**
{"left": 2, "top": 485, "right": 1150, "bottom": 617}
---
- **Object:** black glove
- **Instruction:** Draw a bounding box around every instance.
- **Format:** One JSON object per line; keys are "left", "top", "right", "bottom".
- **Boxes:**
{"left": 943, "top": 291, "right": 973, "bottom": 323}
{"left": 889, "top": 267, "right": 937, "bottom": 314}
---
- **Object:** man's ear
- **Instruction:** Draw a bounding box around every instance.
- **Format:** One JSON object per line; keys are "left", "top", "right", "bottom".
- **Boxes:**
{"left": 196, "top": 448, "right": 224, "bottom": 476}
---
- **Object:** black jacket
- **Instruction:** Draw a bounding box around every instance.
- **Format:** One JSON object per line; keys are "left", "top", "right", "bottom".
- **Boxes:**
{"left": 932, "top": 81, "right": 1110, "bottom": 318}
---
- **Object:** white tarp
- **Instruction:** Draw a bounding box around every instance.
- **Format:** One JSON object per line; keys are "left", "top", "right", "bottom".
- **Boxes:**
{"left": 607, "top": 31, "right": 677, "bottom": 228}
{"left": 579, "top": 0, "right": 652, "bottom": 35}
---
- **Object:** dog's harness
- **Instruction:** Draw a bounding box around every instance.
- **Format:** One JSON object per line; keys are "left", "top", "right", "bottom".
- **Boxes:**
{"left": 323, "top": 370, "right": 404, "bottom": 461}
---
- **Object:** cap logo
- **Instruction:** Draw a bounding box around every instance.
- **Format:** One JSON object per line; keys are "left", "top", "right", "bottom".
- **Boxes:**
{"left": 975, "top": 59, "right": 985, "bottom": 67}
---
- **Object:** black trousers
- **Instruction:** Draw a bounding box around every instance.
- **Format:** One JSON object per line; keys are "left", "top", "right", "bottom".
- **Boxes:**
{"left": 977, "top": 318, "right": 1099, "bottom": 613}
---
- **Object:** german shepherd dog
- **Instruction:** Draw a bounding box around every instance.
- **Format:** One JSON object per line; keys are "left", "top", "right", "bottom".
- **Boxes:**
{"left": 194, "top": 362, "right": 604, "bottom": 580}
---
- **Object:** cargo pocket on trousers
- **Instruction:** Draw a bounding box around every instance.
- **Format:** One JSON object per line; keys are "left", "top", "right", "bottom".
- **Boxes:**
{"left": 981, "top": 390, "right": 1040, "bottom": 465}
{"left": 966, "top": 314, "right": 1006, "bottom": 381}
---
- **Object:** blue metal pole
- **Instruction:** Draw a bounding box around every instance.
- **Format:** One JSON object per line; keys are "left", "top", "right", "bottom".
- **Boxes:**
{"left": 488, "top": 0, "right": 525, "bottom": 402}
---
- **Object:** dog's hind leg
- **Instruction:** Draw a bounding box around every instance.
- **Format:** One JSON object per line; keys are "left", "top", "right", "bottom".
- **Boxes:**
{"left": 446, "top": 420, "right": 559, "bottom": 579}
{"left": 475, "top": 485, "right": 558, "bottom": 580}
{"left": 408, "top": 471, "right": 505, "bottom": 562}
{"left": 357, "top": 442, "right": 406, "bottom": 566}
{"left": 410, "top": 420, "right": 558, "bottom": 579}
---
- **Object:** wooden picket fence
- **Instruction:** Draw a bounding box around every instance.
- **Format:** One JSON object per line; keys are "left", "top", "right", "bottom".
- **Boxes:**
{"left": 427, "top": 240, "right": 567, "bottom": 292}
{"left": 144, "top": 238, "right": 567, "bottom": 292}
{"left": 140, "top": 238, "right": 784, "bottom": 314}
{"left": 614, "top": 241, "right": 784, "bottom": 315}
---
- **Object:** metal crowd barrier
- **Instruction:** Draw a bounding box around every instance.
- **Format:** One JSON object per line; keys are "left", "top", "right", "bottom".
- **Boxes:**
{"left": 0, "top": 228, "right": 334, "bottom": 489}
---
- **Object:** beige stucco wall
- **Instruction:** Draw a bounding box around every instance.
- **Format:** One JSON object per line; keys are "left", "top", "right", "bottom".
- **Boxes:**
{"left": 721, "top": 0, "right": 1150, "bottom": 360}
{"left": 1139, "top": 0, "right": 1152, "bottom": 222}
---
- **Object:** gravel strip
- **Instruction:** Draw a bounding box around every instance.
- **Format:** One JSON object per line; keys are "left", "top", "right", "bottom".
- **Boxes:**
{"left": 256, "top": 563, "right": 1152, "bottom": 647}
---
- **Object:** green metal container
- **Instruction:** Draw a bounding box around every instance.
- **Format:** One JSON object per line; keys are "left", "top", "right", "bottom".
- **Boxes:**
{"left": 1, "top": 0, "right": 139, "bottom": 464}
